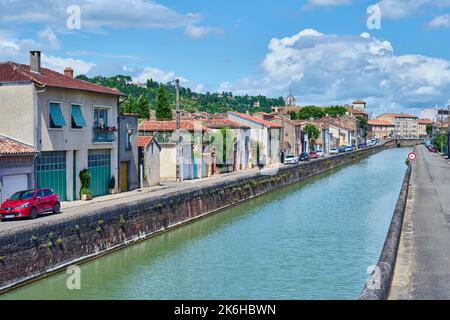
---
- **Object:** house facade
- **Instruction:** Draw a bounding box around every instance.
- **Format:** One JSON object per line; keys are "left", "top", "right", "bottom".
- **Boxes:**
{"left": 418, "top": 119, "right": 433, "bottom": 138}
{"left": 0, "top": 52, "right": 125, "bottom": 201}
{"left": 138, "top": 120, "right": 209, "bottom": 181}
{"left": 0, "top": 136, "right": 39, "bottom": 203}
{"left": 377, "top": 113, "right": 419, "bottom": 138}
{"left": 228, "top": 112, "right": 281, "bottom": 166}
{"left": 368, "top": 120, "right": 395, "bottom": 139}
{"left": 119, "top": 114, "right": 140, "bottom": 192}
{"left": 138, "top": 136, "right": 161, "bottom": 186}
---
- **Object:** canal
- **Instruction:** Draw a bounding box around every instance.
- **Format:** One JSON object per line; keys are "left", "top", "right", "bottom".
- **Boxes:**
{"left": 2, "top": 148, "right": 411, "bottom": 300}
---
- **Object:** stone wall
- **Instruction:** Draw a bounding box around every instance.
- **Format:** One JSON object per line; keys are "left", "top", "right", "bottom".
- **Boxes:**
{"left": 0, "top": 142, "right": 393, "bottom": 293}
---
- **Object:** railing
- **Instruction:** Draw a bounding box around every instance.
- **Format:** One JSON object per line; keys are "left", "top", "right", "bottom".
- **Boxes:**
{"left": 93, "top": 127, "right": 116, "bottom": 143}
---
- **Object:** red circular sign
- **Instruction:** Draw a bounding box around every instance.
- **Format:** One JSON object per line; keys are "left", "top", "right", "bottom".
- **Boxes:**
{"left": 408, "top": 152, "right": 417, "bottom": 161}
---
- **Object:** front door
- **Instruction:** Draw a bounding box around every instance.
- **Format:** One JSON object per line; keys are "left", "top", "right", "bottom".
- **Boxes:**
{"left": 120, "top": 161, "right": 128, "bottom": 192}
{"left": 88, "top": 150, "right": 111, "bottom": 197}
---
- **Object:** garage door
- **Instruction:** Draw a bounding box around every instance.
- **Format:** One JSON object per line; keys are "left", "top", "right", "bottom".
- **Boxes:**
{"left": 88, "top": 150, "right": 111, "bottom": 197}
{"left": 37, "top": 151, "right": 67, "bottom": 201}
{"left": 1, "top": 174, "right": 28, "bottom": 203}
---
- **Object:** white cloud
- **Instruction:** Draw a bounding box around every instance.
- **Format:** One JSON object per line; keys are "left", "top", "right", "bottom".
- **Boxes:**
{"left": 184, "top": 25, "right": 223, "bottom": 39}
{"left": 42, "top": 55, "right": 95, "bottom": 75}
{"left": 306, "top": 0, "right": 352, "bottom": 7}
{"left": 225, "top": 29, "right": 450, "bottom": 114}
{"left": 374, "top": 0, "right": 430, "bottom": 20}
{"left": 0, "top": 0, "right": 217, "bottom": 38}
{"left": 427, "top": 14, "right": 450, "bottom": 29}
{"left": 134, "top": 67, "right": 188, "bottom": 84}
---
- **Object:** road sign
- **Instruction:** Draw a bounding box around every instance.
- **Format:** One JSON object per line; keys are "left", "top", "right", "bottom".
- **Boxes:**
{"left": 408, "top": 152, "right": 417, "bottom": 161}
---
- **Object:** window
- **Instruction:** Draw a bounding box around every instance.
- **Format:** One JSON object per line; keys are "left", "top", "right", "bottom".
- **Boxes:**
{"left": 43, "top": 189, "right": 53, "bottom": 197}
{"left": 126, "top": 131, "right": 132, "bottom": 150}
{"left": 49, "top": 102, "right": 66, "bottom": 129}
{"left": 71, "top": 104, "right": 86, "bottom": 129}
{"left": 94, "top": 108, "right": 109, "bottom": 127}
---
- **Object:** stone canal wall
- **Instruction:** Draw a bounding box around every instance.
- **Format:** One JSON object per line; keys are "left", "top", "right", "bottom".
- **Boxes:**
{"left": 0, "top": 142, "right": 395, "bottom": 293}
{"left": 358, "top": 164, "right": 412, "bottom": 300}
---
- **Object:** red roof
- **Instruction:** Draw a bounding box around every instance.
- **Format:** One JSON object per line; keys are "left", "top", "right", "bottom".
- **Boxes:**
{"left": 229, "top": 112, "right": 282, "bottom": 128}
{"left": 368, "top": 120, "right": 395, "bottom": 126}
{"left": 139, "top": 120, "right": 209, "bottom": 132}
{"left": 0, "top": 62, "right": 125, "bottom": 96}
{"left": 418, "top": 119, "right": 434, "bottom": 125}
{"left": 204, "top": 119, "right": 250, "bottom": 129}
{"left": 0, "top": 136, "right": 38, "bottom": 156}
{"left": 138, "top": 136, "right": 154, "bottom": 148}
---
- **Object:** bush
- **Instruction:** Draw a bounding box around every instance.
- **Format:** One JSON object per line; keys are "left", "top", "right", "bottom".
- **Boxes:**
{"left": 79, "top": 169, "right": 92, "bottom": 197}
{"left": 108, "top": 176, "right": 116, "bottom": 189}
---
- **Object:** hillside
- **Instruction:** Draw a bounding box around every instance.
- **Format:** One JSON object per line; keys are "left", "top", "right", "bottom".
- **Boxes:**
{"left": 76, "top": 75, "right": 285, "bottom": 115}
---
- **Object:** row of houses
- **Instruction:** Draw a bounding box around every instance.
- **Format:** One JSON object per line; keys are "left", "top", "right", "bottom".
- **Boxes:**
{"left": 0, "top": 51, "right": 373, "bottom": 203}
{"left": 368, "top": 113, "right": 433, "bottom": 139}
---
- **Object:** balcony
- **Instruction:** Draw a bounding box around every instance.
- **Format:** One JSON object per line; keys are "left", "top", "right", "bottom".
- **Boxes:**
{"left": 93, "top": 127, "right": 116, "bottom": 143}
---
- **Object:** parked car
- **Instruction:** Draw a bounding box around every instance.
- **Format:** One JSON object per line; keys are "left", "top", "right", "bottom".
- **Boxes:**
{"left": 309, "top": 151, "right": 319, "bottom": 159}
{"left": 430, "top": 146, "right": 439, "bottom": 153}
{"left": 345, "top": 146, "right": 354, "bottom": 152}
{"left": 358, "top": 143, "right": 367, "bottom": 149}
{"left": 299, "top": 152, "right": 311, "bottom": 162}
{"left": 339, "top": 146, "right": 348, "bottom": 153}
{"left": 316, "top": 150, "right": 325, "bottom": 158}
{"left": 329, "top": 148, "right": 339, "bottom": 155}
{"left": 284, "top": 154, "right": 299, "bottom": 165}
{"left": 0, "top": 188, "right": 61, "bottom": 221}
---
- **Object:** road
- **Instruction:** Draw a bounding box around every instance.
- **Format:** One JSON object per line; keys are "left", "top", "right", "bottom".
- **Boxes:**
{"left": 390, "top": 145, "right": 450, "bottom": 299}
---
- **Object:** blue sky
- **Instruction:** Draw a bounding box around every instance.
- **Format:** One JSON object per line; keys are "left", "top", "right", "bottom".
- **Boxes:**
{"left": 1, "top": 0, "right": 450, "bottom": 115}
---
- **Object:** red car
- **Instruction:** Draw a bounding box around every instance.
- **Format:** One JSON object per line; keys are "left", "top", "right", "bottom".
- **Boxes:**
{"left": 0, "top": 188, "right": 61, "bottom": 221}
{"left": 309, "top": 151, "right": 319, "bottom": 159}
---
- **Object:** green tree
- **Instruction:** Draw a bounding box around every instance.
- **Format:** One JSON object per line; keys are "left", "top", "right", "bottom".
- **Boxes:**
{"left": 303, "top": 124, "right": 321, "bottom": 151}
{"left": 426, "top": 124, "right": 433, "bottom": 135}
{"left": 357, "top": 116, "right": 369, "bottom": 138}
{"left": 136, "top": 95, "right": 150, "bottom": 120}
{"left": 436, "top": 132, "right": 448, "bottom": 153}
{"left": 156, "top": 85, "right": 173, "bottom": 120}
{"left": 297, "top": 106, "right": 326, "bottom": 120}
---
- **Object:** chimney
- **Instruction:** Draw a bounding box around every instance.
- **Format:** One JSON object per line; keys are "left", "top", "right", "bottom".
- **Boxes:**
{"left": 30, "top": 51, "right": 41, "bottom": 74}
{"left": 64, "top": 67, "right": 74, "bottom": 78}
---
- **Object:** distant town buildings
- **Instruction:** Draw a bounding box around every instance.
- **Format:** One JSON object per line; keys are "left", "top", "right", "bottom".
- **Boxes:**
{"left": 376, "top": 113, "right": 419, "bottom": 138}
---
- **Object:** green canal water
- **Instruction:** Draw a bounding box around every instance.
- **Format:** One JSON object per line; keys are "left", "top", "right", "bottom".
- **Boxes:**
{"left": 2, "top": 148, "right": 411, "bottom": 300}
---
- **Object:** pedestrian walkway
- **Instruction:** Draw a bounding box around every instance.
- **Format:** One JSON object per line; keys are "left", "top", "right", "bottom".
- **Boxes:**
{"left": 390, "top": 145, "right": 450, "bottom": 299}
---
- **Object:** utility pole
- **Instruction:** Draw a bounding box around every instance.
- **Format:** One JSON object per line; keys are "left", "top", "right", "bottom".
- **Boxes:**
{"left": 175, "top": 79, "right": 182, "bottom": 182}
{"left": 447, "top": 105, "right": 450, "bottom": 158}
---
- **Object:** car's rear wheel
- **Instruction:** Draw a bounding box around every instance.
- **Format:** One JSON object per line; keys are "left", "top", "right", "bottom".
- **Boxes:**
{"left": 53, "top": 202, "right": 61, "bottom": 214}
{"left": 29, "top": 207, "right": 38, "bottom": 220}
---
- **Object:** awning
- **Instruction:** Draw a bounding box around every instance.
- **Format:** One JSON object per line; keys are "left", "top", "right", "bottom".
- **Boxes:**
{"left": 50, "top": 103, "right": 66, "bottom": 127}
{"left": 71, "top": 105, "right": 87, "bottom": 128}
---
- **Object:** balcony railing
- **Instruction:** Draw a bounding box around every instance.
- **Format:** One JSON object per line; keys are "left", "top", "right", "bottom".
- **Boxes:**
{"left": 93, "top": 127, "right": 116, "bottom": 143}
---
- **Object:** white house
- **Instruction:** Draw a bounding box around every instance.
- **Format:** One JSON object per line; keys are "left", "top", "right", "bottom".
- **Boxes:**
{"left": 0, "top": 51, "right": 125, "bottom": 201}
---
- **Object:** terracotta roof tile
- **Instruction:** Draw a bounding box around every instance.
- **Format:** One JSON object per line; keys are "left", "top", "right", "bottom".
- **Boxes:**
{"left": 204, "top": 119, "right": 250, "bottom": 129}
{"left": 138, "top": 120, "right": 209, "bottom": 132}
{"left": 138, "top": 136, "right": 154, "bottom": 148}
{"left": 368, "top": 120, "right": 395, "bottom": 126}
{"left": 0, "top": 136, "right": 38, "bottom": 156}
{"left": 0, "top": 62, "right": 125, "bottom": 96}
{"left": 229, "top": 112, "right": 283, "bottom": 128}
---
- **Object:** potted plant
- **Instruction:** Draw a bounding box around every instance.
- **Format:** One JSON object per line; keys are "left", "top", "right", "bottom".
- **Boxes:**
{"left": 79, "top": 169, "right": 93, "bottom": 201}
{"left": 108, "top": 176, "right": 116, "bottom": 194}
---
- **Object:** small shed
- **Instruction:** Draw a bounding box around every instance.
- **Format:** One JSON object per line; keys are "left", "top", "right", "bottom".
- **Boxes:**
{"left": 138, "top": 136, "right": 161, "bottom": 187}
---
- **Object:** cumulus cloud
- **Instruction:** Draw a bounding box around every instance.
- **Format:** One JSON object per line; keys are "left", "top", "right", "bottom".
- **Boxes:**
{"left": 224, "top": 29, "right": 450, "bottom": 114}
{"left": 133, "top": 67, "right": 188, "bottom": 84}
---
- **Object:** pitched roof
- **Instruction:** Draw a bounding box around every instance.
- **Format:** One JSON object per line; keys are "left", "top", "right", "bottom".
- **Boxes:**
{"left": 229, "top": 112, "right": 283, "bottom": 128}
{"left": 368, "top": 120, "right": 395, "bottom": 126}
{"left": 378, "top": 113, "right": 418, "bottom": 119}
{"left": 138, "top": 120, "right": 209, "bottom": 132}
{"left": 418, "top": 119, "right": 434, "bottom": 125}
{"left": 0, "top": 62, "right": 125, "bottom": 96}
{"left": 204, "top": 118, "right": 250, "bottom": 129}
{"left": 353, "top": 99, "right": 367, "bottom": 104}
{"left": 0, "top": 135, "right": 38, "bottom": 156}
